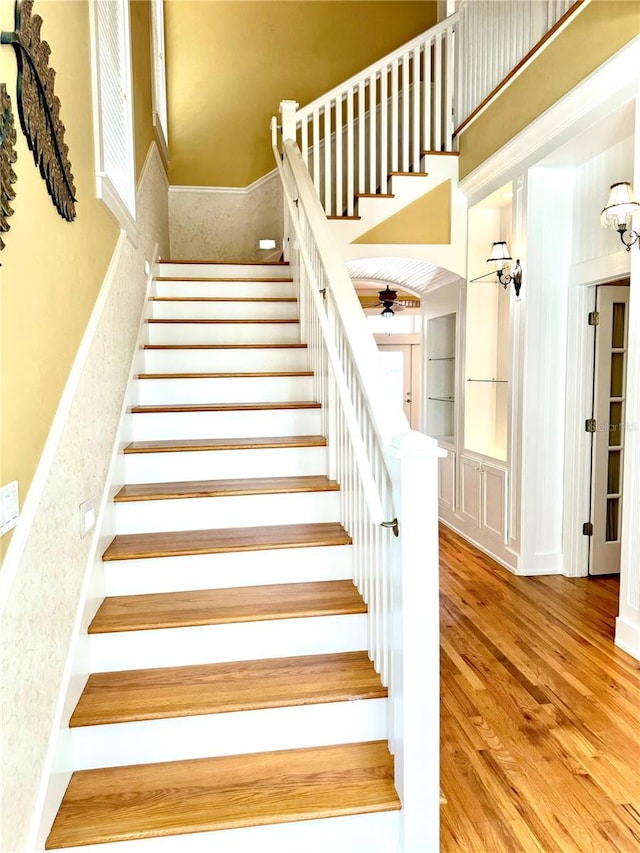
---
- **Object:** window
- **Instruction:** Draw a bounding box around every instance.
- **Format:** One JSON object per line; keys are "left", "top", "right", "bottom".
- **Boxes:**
{"left": 90, "top": 0, "right": 136, "bottom": 235}
{"left": 150, "top": 0, "right": 168, "bottom": 158}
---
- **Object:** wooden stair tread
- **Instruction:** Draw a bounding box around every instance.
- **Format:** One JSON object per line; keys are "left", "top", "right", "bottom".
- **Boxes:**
{"left": 114, "top": 475, "right": 339, "bottom": 502}
{"left": 355, "top": 193, "right": 395, "bottom": 198}
{"left": 143, "top": 343, "right": 307, "bottom": 350}
{"left": 102, "top": 522, "right": 351, "bottom": 561}
{"left": 150, "top": 296, "right": 297, "bottom": 302}
{"left": 71, "top": 650, "right": 381, "bottom": 726}
{"left": 388, "top": 171, "right": 429, "bottom": 177}
{"left": 155, "top": 276, "right": 293, "bottom": 283}
{"left": 420, "top": 149, "right": 459, "bottom": 156}
{"left": 123, "top": 435, "right": 327, "bottom": 454}
{"left": 137, "top": 371, "right": 313, "bottom": 379}
{"left": 45, "top": 741, "right": 399, "bottom": 849}
{"left": 131, "top": 401, "right": 321, "bottom": 414}
{"left": 327, "top": 214, "right": 361, "bottom": 220}
{"left": 147, "top": 318, "right": 299, "bottom": 324}
{"left": 89, "top": 579, "right": 366, "bottom": 635}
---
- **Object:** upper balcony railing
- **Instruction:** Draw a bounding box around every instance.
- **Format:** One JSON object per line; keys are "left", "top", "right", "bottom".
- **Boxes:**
{"left": 288, "top": 14, "right": 460, "bottom": 217}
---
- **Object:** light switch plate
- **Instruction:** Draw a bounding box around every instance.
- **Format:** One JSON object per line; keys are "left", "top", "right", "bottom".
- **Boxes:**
{"left": 79, "top": 497, "right": 96, "bottom": 538}
{"left": 0, "top": 480, "right": 19, "bottom": 536}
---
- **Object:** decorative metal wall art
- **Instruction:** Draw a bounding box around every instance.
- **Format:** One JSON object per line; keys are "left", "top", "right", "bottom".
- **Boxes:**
{"left": 1, "top": 0, "right": 76, "bottom": 221}
{"left": 0, "top": 83, "right": 18, "bottom": 258}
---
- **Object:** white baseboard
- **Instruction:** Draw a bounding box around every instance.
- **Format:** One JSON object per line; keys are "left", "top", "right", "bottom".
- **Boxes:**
{"left": 615, "top": 614, "right": 640, "bottom": 661}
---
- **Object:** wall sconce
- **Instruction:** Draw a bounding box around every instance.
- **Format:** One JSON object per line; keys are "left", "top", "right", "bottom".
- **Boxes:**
{"left": 487, "top": 241, "right": 522, "bottom": 296}
{"left": 600, "top": 181, "right": 640, "bottom": 251}
{"left": 470, "top": 241, "right": 522, "bottom": 296}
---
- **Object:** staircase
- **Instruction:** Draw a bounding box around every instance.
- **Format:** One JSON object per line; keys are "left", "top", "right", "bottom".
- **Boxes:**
{"left": 45, "top": 260, "right": 402, "bottom": 852}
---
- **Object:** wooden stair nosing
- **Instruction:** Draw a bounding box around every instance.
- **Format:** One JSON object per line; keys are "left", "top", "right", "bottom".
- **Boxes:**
{"left": 123, "top": 435, "right": 327, "bottom": 454}
{"left": 146, "top": 318, "right": 299, "bottom": 325}
{"left": 154, "top": 276, "right": 294, "bottom": 283}
{"left": 159, "top": 259, "right": 290, "bottom": 265}
{"left": 88, "top": 580, "right": 366, "bottom": 635}
{"left": 326, "top": 214, "right": 362, "bottom": 220}
{"left": 113, "top": 475, "right": 340, "bottom": 503}
{"left": 136, "top": 371, "right": 314, "bottom": 379}
{"left": 45, "top": 741, "right": 399, "bottom": 849}
{"left": 354, "top": 193, "right": 395, "bottom": 199}
{"left": 420, "top": 149, "right": 460, "bottom": 157}
{"left": 70, "top": 650, "right": 382, "bottom": 727}
{"left": 102, "top": 522, "right": 352, "bottom": 562}
{"left": 150, "top": 296, "right": 297, "bottom": 303}
{"left": 142, "top": 343, "right": 308, "bottom": 350}
{"left": 130, "top": 401, "right": 321, "bottom": 414}
{"left": 387, "top": 171, "right": 429, "bottom": 177}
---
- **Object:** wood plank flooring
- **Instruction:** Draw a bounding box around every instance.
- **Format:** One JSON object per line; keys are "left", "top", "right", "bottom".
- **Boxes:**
{"left": 439, "top": 525, "right": 640, "bottom": 853}
{"left": 45, "top": 741, "right": 399, "bottom": 849}
{"left": 123, "top": 435, "right": 327, "bottom": 453}
{"left": 70, "top": 651, "right": 385, "bottom": 726}
{"left": 89, "top": 579, "right": 366, "bottom": 633}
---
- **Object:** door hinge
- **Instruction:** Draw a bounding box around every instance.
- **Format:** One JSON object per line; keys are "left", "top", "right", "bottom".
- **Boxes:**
{"left": 588, "top": 311, "right": 600, "bottom": 326}
{"left": 583, "top": 522, "right": 593, "bottom": 536}
{"left": 585, "top": 418, "right": 597, "bottom": 433}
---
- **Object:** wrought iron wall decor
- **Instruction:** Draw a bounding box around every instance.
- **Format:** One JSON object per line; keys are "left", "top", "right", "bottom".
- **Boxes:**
{"left": 0, "top": 83, "right": 18, "bottom": 260}
{"left": 1, "top": 0, "right": 76, "bottom": 221}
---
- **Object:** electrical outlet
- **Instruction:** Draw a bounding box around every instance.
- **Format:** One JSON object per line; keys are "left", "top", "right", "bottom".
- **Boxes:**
{"left": 0, "top": 481, "right": 19, "bottom": 536}
{"left": 79, "top": 497, "right": 96, "bottom": 539}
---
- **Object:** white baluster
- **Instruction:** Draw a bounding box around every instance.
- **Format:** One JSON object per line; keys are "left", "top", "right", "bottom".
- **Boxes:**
{"left": 423, "top": 37, "right": 432, "bottom": 152}
{"left": 312, "top": 108, "right": 320, "bottom": 198}
{"left": 357, "top": 80, "right": 366, "bottom": 194}
{"left": 445, "top": 24, "right": 455, "bottom": 151}
{"left": 335, "top": 96, "right": 343, "bottom": 217}
{"left": 411, "top": 47, "right": 421, "bottom": 170}
{"left": 324, "top": 103, "right": 332, "bottom": 215}
{"left": 401, "top": 51, "right": 410, "bottom": 171}
{"left": 433, "top": 32, "right": 442, "bottom": 151}
{"left": 301, "top": 116, "right": 309, "bottom": 168}
{"left": 346, "top": 89, "right": 355, "bottom": 216}
{"left": 391, "top": 58, "right": 399, "bottom": 173}
{"left": 369, "top": 72, "right": 377, "bottom": 193}
{"left": 380, "top": 67, "right": 388, "bottom": 195}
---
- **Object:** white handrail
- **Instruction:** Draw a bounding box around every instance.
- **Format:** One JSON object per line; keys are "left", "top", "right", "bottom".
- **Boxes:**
{"left": 295, "top": 14, "right": 460, "bottom": 122}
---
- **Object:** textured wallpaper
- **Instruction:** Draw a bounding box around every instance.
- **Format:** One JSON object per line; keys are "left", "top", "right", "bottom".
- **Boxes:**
{"left": 0, "top": 146, "right": 169, "bottom": 852}
{"left": 168, "top": 173, "right": 283, "bottom": 262}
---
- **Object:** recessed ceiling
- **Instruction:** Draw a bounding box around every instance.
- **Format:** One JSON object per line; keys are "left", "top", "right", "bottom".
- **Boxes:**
{"left": 347, "top": 257, "right": 463, "bottom": 297}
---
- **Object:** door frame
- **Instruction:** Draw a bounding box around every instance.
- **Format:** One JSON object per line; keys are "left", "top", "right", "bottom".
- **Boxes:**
{"left": 563, "top": 274, "right": 630, "bottom": 578}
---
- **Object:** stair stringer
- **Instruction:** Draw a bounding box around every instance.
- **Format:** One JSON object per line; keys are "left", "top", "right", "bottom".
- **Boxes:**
{"left": 327, "top": 154, "right": 467, "bottom": 280}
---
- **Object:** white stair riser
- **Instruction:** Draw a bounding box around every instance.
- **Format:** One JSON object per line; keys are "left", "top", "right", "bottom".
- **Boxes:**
{"left": 155, "top": 280, "right": 295, "bottom": 298}
{"left": 115, "top": 491, "right": 341, "bottom": 534}
{"left": 137, "top": 376, "right": 314, "bottom": 406}
{"left": 143, "top": 347, "right": 308, "bottom": 374}
{"left": 158, "top": 263, "right": 289, "bottom": 279}
{"left": 89, "top": 614, "right": 368, "bottom": 672}
{"left": 151, "top": 301, "right": 298, "bottom": 321}
{"left": 124, "top": 446, "right": 328, "bottom": 484}
{"left": 103, "top": 544, "right": 353, "bottom": 596}
{"left": 70, "top": 699, "right": 387, "bottom": 770}
{"left": 147, "top": 322, "right": 300, "bottom": 346}
{"left": 132, "top": 409, "right": 322, "bottom": 441}
{"left": 57, "top": 811, "right": 400, "bottom": 853}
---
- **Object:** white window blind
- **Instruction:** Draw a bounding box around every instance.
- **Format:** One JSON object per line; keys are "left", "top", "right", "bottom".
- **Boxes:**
{"left": 91, "top": 0, "right": 136, "bottom": 232}
{"left": 150, "top": 0, "right": 168, "bottom": 154}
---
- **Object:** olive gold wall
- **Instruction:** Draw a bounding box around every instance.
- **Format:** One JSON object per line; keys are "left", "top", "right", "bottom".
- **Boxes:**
{"left": 165, "top": 0, "right": 438, "bottom": 187}
{"left": 458, "top": 0, "right": 640, "bottom": 180}
{"left": 0, "top": 0, "right": 120, "bottom": 555}
{"left": 130, "top": 0, "right": 156, "bottom": 180}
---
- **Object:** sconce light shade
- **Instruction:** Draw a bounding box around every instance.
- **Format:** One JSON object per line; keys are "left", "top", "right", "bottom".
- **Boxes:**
{"left": 601, "top": 181, "right": 640, "bottom": 250}
{"left": 487, "top": 241, "right": 512, "bottom": 270}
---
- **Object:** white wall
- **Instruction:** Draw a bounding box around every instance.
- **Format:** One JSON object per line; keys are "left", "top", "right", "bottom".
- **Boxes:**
{"left": 168, "top": 171, "right": 283, "bottom": 262}
{"left": 0, "top": 145, "right": 169, "bottom": 852}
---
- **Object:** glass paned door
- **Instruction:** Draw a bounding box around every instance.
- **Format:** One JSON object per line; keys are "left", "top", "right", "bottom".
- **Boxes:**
{"left": 589, "top": 285, "right": 629, "bottom": 575}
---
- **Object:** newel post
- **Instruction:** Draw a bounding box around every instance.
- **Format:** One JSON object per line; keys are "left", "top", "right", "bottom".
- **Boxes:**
{"left": 279, "top": 100, "right": 299, "bottom": 141}
{"left": 388, "top": 430, "right": 444, "bottom": 853}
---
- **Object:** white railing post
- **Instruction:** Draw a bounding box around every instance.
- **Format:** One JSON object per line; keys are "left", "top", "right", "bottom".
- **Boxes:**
{"left": 279, "top": 99, "right": 299, "bottom": 141}
{"left": 389, "top": 430, "right": 443, "bottom": 853}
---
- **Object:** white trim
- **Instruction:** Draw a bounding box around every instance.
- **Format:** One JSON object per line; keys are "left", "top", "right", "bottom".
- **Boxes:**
{"left": 459, "top": 37, "right": 640, "bottom": 206}
{"left": 0, "top": 229, "right": 128, "bottom": 616}
{"left": 152, "top": 113, "right": 170, "bottom": 165}
{"left": 169, "top": 169, "right": 279, "bottom": 196}
{"left": 29, "top": 246, "right": 159, "bottom": 853}
{"left": 615, "top": 615, "right": 640, "bottom": 660}
{"left": 456, "top": 0, "right": 589, "bottom": 137}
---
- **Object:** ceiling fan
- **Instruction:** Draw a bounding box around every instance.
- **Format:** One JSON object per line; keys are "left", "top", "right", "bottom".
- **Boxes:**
{"left": 361, "top": 287, "right": 406, "bottom": 317}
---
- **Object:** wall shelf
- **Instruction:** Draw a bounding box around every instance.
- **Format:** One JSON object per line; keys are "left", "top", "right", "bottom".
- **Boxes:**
{"left": 425, "top": 312, "right": 456, "bottom": 442}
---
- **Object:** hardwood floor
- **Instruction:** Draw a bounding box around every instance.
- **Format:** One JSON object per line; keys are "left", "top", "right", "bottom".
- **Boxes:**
{"left": 439, "top": 525, "right": 640, "bottom": 853}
